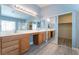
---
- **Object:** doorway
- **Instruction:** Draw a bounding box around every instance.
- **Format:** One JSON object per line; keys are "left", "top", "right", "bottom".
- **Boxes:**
{"left": 58, "top": 13, "right": 72, "bottom": 48}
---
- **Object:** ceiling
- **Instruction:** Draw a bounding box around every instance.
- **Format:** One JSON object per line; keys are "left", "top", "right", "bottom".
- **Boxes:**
{"left": 37, "top": 4, "right": 50, "bottom": 8}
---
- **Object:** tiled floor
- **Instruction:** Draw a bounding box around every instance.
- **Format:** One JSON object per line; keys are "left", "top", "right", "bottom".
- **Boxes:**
{"left": 24, "top": 39, "right": 79, "bottom": 55}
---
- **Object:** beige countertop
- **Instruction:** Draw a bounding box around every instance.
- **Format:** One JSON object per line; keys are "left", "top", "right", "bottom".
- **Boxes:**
{"left": 0, "top": 29, "right": 55, "bottom": 37}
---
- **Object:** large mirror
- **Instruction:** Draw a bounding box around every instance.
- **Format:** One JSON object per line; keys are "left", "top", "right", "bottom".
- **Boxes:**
{"left": 0, "top": 4, "right": 54, "bottom": 34}
{"left": 0, "top": 4, "right": 42, "bottom": 33}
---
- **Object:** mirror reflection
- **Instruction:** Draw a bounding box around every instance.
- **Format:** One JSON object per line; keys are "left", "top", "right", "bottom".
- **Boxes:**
{"left": 0, "top": 4, "right": 54, "bottom": 34}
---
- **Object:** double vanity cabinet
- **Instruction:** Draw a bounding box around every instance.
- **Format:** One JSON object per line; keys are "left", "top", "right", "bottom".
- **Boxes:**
{"left": 0, "top": 30, "right": 54, "bottom": 55}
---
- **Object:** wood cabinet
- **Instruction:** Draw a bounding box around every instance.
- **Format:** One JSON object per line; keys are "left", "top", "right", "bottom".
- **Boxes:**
{"left": 0, "top": 34, "right": 30, "bottom": 55}
{"left": 1, "top": 35, "right": 19, "bottom": 55}
{"left": 19, "top": 34, "right": 30, "bottom": 54}
{"left": 0, "top": 31, "right": 53, "bottom": 55}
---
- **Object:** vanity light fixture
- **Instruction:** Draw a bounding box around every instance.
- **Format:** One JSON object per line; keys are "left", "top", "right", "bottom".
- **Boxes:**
{"left": 14, "top": 5, "right": 38, "bottom": 17}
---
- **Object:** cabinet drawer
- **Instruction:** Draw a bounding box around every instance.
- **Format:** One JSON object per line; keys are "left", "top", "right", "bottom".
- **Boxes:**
{"left": 2, "top": 44, "right": 19, "bottom": 55}
{"left": 2, "top": 40, "right": 19, "bottom": 48}
{"left": 4, "top": 49, "right": 19, "bottom": 55}
{"left": 2, "top": 35, "right": 19, "bottom": 43}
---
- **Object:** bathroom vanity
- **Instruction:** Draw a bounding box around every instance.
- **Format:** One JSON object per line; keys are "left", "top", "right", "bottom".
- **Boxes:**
{"left": 0, "top": 29, "right": 55, "bottom": 55}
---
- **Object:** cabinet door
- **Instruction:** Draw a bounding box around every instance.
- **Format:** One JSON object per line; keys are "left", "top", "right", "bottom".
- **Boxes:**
{"left": 42, "top": 32, "right": 46, "bottom": 41}
{"left": 38, "top": 32, "right": 43, "bottom": 44}
{"left": 20, "top": 34, "right": 30, "bottom": 53}
{"left": 48, "top": 31, "right": 51, "bottom": 39}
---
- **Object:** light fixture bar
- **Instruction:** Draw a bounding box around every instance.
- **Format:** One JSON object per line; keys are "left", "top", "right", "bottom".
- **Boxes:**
{"left": 14, "top": 5, "right": 38, "bottom": 16}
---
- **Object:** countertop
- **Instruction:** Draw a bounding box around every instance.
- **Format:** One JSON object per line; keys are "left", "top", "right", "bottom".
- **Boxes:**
{"left": 0, "top": 29, "right": 55, "bottom": 37}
